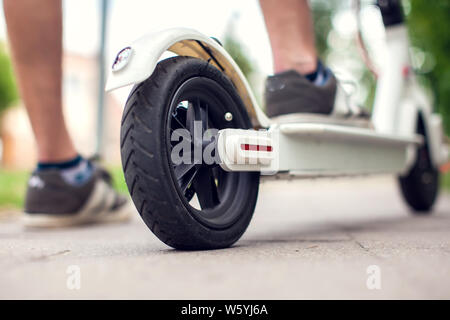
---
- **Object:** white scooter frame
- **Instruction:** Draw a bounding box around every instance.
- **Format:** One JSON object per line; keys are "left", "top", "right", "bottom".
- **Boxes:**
{"left": 107, "top": 26, "right": 447, "bottom": 179}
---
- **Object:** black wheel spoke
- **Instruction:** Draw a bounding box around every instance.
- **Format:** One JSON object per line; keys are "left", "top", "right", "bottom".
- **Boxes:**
{"left": 180, "top": 99, "right": 218, "bottom": 208}
{"left": 188, "top": 98, "right": 208, "bottom": 132}
{"left": 174, "top": 162, "right": 196, "bottom": 181}
{"left": 193, "top": 167, "right": 220, "bottom": 209}
{"left": 171, "top": 105, "right": 189, "bottom": 131}
{"left": 211, "top": 166, "right": 223, "bottom": 202}
{"left": 209, "top": 168, "right": 220, "bottom": 205}
{"left": 186, "top": 102, "right": 196, "bottom": 135}
{"left": 197, "top": 98, "right": 209, "bottom": 131}
{"left": 172, "top": 114, "right": 188, "bottom": 132}
{"left": 170, "top": 127, "right": 192, "bottom": 144}
{"left": 179, "top": 166, "right": 200, "bottom": 194}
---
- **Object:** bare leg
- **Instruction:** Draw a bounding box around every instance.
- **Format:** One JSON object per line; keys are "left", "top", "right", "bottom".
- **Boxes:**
{"left": 3, "top": 0, "right": 77, "bottom": 162}
{"left": 259, "top": 0, "right": 317, "bottom": 74}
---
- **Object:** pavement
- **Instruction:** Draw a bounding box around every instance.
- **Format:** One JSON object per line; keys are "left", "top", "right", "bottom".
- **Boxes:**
{"left": 0, "top": 175, "right": 449, "bottom": 299}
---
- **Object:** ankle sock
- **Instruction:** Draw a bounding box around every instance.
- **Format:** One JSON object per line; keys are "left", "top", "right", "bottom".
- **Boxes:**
{"left": 37, "top": 155, "right": 93, "bottom": 186}
{"left": 305, "top": 60, "right": 328, "bottom": 86}
{"left": 37, "top": 155, "right": 83, "bottom": 171}
{"left": 305, "top": 67, "right": 319, "bottom": 82}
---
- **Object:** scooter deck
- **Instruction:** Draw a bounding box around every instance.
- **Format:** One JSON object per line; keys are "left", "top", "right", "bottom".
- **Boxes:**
{"left": 217, "top": 122, "right": 422, "bottom": 177}
{"left": 279, "top": 123, "right": 420, "bottom": 146}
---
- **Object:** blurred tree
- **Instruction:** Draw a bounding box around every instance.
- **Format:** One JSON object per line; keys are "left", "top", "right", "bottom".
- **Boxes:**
{"left": 406, "top": 0, "right": 450, "bottom": 134}
{"left": 0, "top": 43, "right": 18, "bottom": 116}
{"left": 223, "top": 33, "right": 254, "bottom": 80}
{"left": 311, "top": 0, "right": 337, "bottom": 59}
{"left": 223, "top": 12, "right": 259, "bottom": 104}
{"left": 0, "top": 43, "right": 18, "bottom": 166}
{"left": 223, "top": 11, "right": 255, "bottom": 82}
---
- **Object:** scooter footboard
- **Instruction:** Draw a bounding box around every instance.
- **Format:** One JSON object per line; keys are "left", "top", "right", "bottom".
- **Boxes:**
{"left": 217, "top": 123, "right": 422, "bottom": 177}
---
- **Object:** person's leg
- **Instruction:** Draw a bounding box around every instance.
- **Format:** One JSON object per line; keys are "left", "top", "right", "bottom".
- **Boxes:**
{"left": 259, "top": 0, "right": 317, "bottom": 75}
{"left": 3, "top": 0, "right": 133, "bottom": 227}
{"left": 3, "top": 0, "right": 76, "bottom": 162}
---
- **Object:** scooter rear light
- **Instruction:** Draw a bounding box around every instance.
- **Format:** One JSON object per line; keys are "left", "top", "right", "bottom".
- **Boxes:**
{"left": 240, "top": 143, "right": 273, "bottom": 152}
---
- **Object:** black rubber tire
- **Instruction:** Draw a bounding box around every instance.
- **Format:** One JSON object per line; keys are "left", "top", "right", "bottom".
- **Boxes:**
{"left": 398, "top": 118, "right": 440, "bottom": 213}
{"left": 120, "top": 56, "right": 259, "bottom": 250}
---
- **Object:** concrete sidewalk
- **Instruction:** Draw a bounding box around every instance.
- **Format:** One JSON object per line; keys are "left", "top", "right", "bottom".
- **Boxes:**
{"left": 0, "top": 176, "right": 449, "bottom": 299}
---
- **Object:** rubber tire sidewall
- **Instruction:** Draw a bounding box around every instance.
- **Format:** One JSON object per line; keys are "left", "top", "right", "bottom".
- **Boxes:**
{"left": 398, "top": 124, "right": 440, "bottom": 213}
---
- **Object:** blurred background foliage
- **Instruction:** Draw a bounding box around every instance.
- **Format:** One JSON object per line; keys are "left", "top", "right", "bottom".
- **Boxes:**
{"left": 406, "top": 0, "right": 450, "bottom": 134}
{"left": 223, "top": 12, "right": 262, "bottom": 106}
{"left": 224, "top": 33, "right": 254, "bottom": 80}
{"left": 0, "top": 42, "right": 17, "bottom": 116}
{"left": 310, "top": 0, "right": 450, "bottom": 135}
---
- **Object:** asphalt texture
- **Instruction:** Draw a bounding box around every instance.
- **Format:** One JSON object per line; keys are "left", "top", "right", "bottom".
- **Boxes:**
{"left": 0, "top": 176, "right": 449, "bottom": 299}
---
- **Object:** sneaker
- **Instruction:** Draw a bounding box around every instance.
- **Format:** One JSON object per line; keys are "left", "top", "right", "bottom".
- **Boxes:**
{"left": 22, "top": 164, "right": 134, "bottom": 228}
{"left": 264, "top": 63, "right": 370, "bottom": 125}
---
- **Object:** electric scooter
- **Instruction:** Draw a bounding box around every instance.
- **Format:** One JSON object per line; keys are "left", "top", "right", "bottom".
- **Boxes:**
{"left": 106, "top": 0, "right": 448, "bottom": 250}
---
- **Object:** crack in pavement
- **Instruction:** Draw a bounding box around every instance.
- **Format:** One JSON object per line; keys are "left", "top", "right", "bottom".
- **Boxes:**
{"left": 29, "top": 249, "right": 71, "bottom": 261}
{"left": 0, "top": 249, "right": 72, "bottom": 273}
{"left": 341, "top": 229, "right": 383, "bottom": 259}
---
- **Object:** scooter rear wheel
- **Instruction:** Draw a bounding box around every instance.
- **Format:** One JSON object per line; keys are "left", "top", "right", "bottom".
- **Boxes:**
{"left": 398, "top": 118, "right": 440, "bottom": 213}
{"left": 120, "top": 56, "right": 259, "bottom": 250}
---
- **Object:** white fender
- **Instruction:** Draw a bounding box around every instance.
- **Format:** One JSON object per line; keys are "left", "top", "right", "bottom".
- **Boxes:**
{"left": 106, "top": 27, "right": 270, "bottom": 128}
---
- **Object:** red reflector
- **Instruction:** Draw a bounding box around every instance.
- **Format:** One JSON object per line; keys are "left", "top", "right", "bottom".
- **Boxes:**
{"left": 240, "top": 144, "right": 273, "bottom": 152}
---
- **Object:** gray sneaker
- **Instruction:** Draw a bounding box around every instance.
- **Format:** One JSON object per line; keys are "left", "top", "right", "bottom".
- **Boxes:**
{"left": 23, "top": 165, "right": 134, "bottom": 228}
{"left": 264, "top": 66, "right": 370, "bottom": 123}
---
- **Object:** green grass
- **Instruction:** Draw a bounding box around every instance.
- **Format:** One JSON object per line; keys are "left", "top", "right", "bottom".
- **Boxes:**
{"left": 0, "top": 166, "right": 128, "bottom": 210}
{"left": 108, "top": 166, "right": 129, "bottom": 194}
{"left": 443, "top": 171, "right": 450, "bottom": 191}
{"left": 0, "top": 169, "right": 29, "bottom": 209}
{"left": 0, "top": 167, "right": 449, "bottom": 210}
